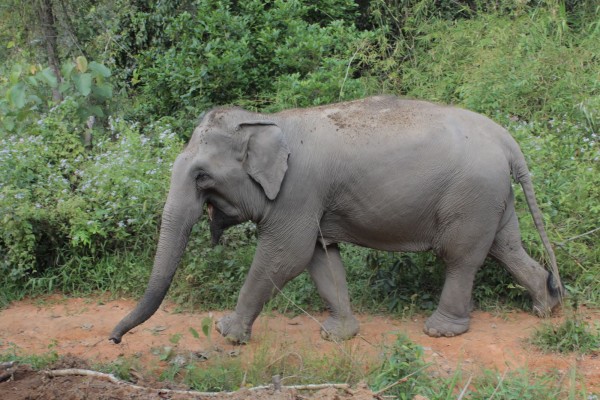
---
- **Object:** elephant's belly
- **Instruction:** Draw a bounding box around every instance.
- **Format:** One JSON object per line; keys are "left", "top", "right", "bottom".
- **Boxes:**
{"left": 318, "top": 214, "right": 433, "bottom": 252}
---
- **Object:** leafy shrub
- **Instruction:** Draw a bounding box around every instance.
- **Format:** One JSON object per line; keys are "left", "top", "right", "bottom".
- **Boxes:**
{"left": 0, "top": 102, "right": 182, "bottom": 299}
{"left": 370, "top": 334, "right": 433, "bottom": 398}
{"left": 133, "top": 0, "right": 376, "bottom": 134}
{"left": 0, "top": 57, "right": 113, "bottom": 134}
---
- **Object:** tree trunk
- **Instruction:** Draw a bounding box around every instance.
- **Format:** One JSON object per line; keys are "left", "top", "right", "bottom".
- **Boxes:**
{"left": 38, "top": 0, "right": 63, "bottom": 102}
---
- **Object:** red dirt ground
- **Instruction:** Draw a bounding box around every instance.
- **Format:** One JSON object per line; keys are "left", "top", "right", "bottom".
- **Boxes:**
{"left": 0, "top": 296, "right": 598, "bottom": 399}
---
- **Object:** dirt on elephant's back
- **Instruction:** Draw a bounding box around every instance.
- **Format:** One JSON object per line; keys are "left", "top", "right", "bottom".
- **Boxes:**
{"left": 0, "top": 295, "right": 598, "bottom": 399}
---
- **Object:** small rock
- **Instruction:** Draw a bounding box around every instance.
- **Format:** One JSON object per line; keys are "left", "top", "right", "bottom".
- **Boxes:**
{"left": 81, "top": 323, "right": 93, "bottom": 330}
{"left": 170, "top": 354, "right": 187, "bottom": 367}
{"left": 150, "top": 325, "right": 168, "bottom": 333}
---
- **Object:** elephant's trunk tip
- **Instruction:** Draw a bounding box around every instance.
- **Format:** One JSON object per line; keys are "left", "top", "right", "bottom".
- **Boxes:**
{"left": 109, "top": 335, "right": 122, "bottom": 344}
{"left": 109, "top": 325, "right": 126, "bottom": 344}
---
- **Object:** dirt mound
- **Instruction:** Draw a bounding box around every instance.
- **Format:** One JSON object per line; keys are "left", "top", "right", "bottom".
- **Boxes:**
{"left": 0, "top": 296, "right": 598, "bottom": 399}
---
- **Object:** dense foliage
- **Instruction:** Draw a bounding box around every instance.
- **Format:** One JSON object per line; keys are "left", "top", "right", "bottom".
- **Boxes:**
{"left": 1, "top": 0, "right": 598, "bottom": 316}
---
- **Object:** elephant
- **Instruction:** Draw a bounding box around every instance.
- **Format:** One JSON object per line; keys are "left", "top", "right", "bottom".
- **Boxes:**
{"left": 110, "top": 96, "right": 563, "bottom": 344}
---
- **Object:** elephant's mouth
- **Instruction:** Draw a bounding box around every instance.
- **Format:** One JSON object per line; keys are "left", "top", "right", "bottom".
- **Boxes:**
{"left": 206, "top": 202, "right": 240, "bottom": 245}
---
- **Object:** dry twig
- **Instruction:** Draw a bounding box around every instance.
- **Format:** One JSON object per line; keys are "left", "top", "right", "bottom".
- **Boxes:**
{"left": 456, "top": 375, "right": 473, "bottom": 400}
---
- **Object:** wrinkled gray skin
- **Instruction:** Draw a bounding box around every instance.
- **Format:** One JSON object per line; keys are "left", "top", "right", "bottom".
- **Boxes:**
{"left": 110, "top": 96, "right": 563, "bottom": 344}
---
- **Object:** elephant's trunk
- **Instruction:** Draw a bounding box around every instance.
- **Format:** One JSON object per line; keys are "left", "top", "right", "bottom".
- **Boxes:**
{"left": 110, "top": 182, "right": 203, "bottom": 343}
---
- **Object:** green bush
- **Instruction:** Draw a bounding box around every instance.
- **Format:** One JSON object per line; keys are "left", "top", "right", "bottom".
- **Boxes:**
{"left": 0, "top": 57, "right": 113, "bottom": 134}
{"left": 0, "top": 101, "right": 182, "bottom": 301}
{"left": 133, "top": 0, "right": 376, "bottom": 134}
{"left": 370, "top": 334, "right": 434, "bottom": 398}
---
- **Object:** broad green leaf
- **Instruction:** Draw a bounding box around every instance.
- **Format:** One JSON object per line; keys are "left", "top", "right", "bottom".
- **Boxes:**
{"left": 26, "top": 76, "right": 38, "bottom": 87}
{"left": 9, "top": 83, "right": 26, "bottom": 109}
{"left": 9, "top": 64, "right": 22, "bottom": 84}
{"left": 73, "top": 73, "right": 92, "bottom": 96}
{"left": 40, "top": 68, "right": 58, "bottom": 88}
{"left": 86, "top": 105, "right": 104, "bottom": 117}
{"left": 92, "top": 83, "right": 113, "bottom": 100}
{"left": 76, "top": 105, "right": 104, "bottom": 120}
{"left": 201, "top": 317, "right": 213, "bottom": 338}
{"left": 28, "top": 94, "right": 42, "bottom": 105}
{"left": 3, "top": 116, "right": 15, "bottom": 131}
{"left": 89, "top": 61, "right": 111, "bottom": 78}
{"left": 76, "top": 56, "right": 88, "bottom": 73}
{"left": 189, "top": 327, "right": 200, "bottom": 339}
{"left": 61, "top": 62, "right": 75, "bottom": 80}
{"left": 59, "top": 81, "right": 70, "bottom": 94}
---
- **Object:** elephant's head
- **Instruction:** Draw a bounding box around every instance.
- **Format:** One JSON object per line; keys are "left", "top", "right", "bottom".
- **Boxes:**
{"left": 109, "top": 109, "right": 290, "bottom": 343}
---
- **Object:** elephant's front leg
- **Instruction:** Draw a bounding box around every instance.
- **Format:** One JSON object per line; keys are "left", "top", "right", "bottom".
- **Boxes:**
{"left": 307, "top": 244, "right": 359, "bottom": 341}
{"left": 216, "top": 227, "right": 317, "bottom": 344}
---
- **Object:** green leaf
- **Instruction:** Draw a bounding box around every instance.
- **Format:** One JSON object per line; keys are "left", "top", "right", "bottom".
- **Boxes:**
{"left": 92, "top": 83, "right": 113, "bottom": 100}
{"left": 201, "top": 317, "right": 213, "bottom": 338}
{"left": 88, "top": 61, "right": 111, "bottom": 78}
{"left": 40, "top": 68, "right": 58, "bottom": 88}
{"left": 28, "top": 94, "right": 42, "bottom": 106}
{"left": 59, "top": 81, "right": 71, "bottom": 94}
{"left": 76, "top": 56, "right": 88, "bottom": 73}
{"left": 189, "top": 327, "right": 200, "bottom": 339}
{"left": 3, "top": 116, "right": 15, "bottom": 131}
{"left": 26, "top": 76, "right": 38, "bottom": 87}
{"left": 73, "top": 73, "right": 92, "bottom": 96}
{"left": 9, "top": 64, "right": 22, "bottom": 84}
{"left": 61, "top": 62, "right": 75, "bottom": 80}
{"left": 9, "top": 83, "right": 26, "bottom": 109}
{"left": 86, "top": 105, "right": 104, "bottom": 117}
{"left": 77, "top": 105, "right": 104, "bottom": 120}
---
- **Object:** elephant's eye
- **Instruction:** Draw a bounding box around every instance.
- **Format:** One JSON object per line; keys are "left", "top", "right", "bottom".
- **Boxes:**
{"left": 195, "top": 170, "right": 213, "bottom": 189}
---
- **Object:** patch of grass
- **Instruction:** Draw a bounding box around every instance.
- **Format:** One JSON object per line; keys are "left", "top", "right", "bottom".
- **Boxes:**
{"left": 151, "top": 328, "right": 376, "bottom": 392}
{"left": 0, "top": 342, "right": 59, "bottom": 370}
{"left": 468, "top": 368, "right": 566, "bottom": 400}
{"left": 369, "top": 333, "right": 435, "bottom": 398}
{"left": 531, "top": 307, "right": 600, "bottom": 354}
{"left": 98, "top": 355, "right": 146, "bottom": 382}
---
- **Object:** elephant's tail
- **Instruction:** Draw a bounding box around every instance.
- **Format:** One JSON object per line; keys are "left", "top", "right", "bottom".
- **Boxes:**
{"left": 511, "top": 150, "right": 564, "bottom": 299}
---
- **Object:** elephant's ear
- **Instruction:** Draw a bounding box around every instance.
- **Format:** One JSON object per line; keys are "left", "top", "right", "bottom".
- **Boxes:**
{"left": 239, "top": 121, "right": 290, "bottom": 200}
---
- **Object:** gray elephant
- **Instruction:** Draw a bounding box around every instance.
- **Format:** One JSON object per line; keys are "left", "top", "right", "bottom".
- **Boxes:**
{"left": 110, "top": 96, "right": 563, "bottom": 344}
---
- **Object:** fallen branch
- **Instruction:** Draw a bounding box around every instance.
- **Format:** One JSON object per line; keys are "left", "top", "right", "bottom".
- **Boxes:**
{"left": 44, "top": 369, "right": 350, "bottom": 397}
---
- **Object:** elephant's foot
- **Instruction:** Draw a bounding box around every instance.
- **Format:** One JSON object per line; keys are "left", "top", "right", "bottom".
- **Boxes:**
{"left": 424, "top": 310, "right": 469, "bottom": 338}
{"left": 320, "top": 315, "right": 360, "bottom": 341}
{"left": 216, "top": 313, "right": 251, "bottom": 344}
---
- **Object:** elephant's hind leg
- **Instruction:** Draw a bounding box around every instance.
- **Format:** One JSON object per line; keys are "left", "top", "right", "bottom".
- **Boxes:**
{"left": 489, "top": 208, "right": 561, "bottom": 317}
{"left": 425, "top": 221, "right": 497, "bottom": 338}
{"left": 307, "top": 244, "right": 359, "bottom": 341}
